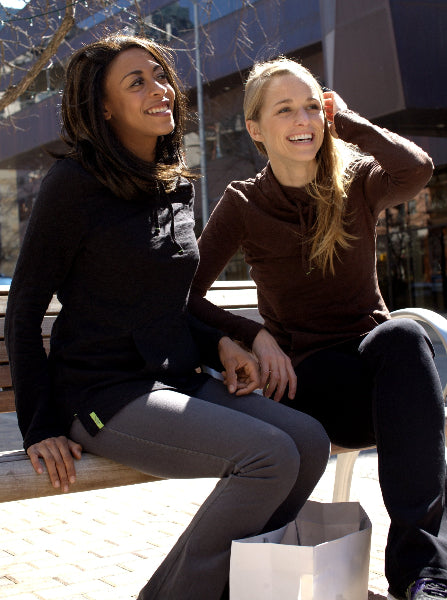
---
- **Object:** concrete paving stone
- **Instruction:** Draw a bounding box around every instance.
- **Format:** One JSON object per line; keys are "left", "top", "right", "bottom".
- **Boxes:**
{"left": 3, "top": 553, "right": 66, "bottom": 573}
{"left": 80, "top": 590, "right": 139, "bottom": 600}
{"left": 0, "top": 537, "right": 36, "bottom": 557}
{"left": 70, "top": 550, "right": 158, "bottom": 572}
{"left": 2, "top": 461, "right": 387, "bottom": 597}
{"left": 4, "top": 576, "right": 62, "bottom": 594}
{"left": 99, "top": 569, "right": 148, "bottom": 588}
{"left": 30, "top": 577, "right": 116, "bottom": 600}
{"left": 2, "top": 409, "right": 432, "bottom": 599}
{"left": 114, "top": 551, "right": 158, "bottom": 569}
{"left": 0, "top": 573, "right": 19, "bottom": 586}
{"left": 47, "top": 596, "right": 88, "bottom": 600}
{"left": 1, "top": 563, "right": 40, "bottom": 583}
{"left": 53, "top": 565, "right": 122, "bottom": 586}
{"left": 7, "top": 594, "right": 44, "bottom": 600}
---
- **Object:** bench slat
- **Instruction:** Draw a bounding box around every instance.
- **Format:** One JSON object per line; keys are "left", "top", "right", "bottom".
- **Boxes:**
{"left": 0, "top": 314, "right": 56, "bottom": 337}
{"left": 0, "top": 338, "right": 50, "bottom": 363}
{"left": 0, "top": 364, "right": 12, "bottom": 387}
{"left": 0, "top": 295, "right": 61, "bottom": 316}
{"left": 205, "top": 288, "right": 258, "bottom": 308}
{"left": 0, "top": 391, "right": 15, "bottom": 413}
{"left": 0, "top": 449, "right": 160, "bottom": 503}
{"left": 206, "top": 280, "right": 256, "bottom": 290}
{"left": 1, "top": 281, "right": 446, "bottom": 505}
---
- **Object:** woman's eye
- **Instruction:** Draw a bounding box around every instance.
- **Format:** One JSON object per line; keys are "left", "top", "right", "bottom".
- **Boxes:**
{"left": 278, "top": 106, "right": 290, "bottom": 113}
{"left": 157, "top": 72, "right": 168, "bottom": 82}
{"left": 130, "top": 77, "right": 144, "bottom": 88}
{"left": 307, "top": 103, "right": 321, "bottom": 110}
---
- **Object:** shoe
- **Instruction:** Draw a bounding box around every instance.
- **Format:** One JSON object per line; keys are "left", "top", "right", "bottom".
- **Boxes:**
{"left": 407, "top": 579, "right": 447, "bottom": 599}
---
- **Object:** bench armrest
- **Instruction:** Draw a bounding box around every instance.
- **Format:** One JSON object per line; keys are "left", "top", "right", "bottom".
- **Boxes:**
{"left": 391, "top": 307, "right": 447, "bottom": 399}
{"left": 390, "top": 307, "right": 447, "bottom": 353}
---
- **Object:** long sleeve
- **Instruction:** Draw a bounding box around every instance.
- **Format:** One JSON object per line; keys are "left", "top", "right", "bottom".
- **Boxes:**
{"left": 5, "top": 161, "right": 89, "bottom": 449}
{"left": 334, "top": 110, "right": 433, "bottom": 217}
{"left": 189, "top": 192, "right": 264, "bottom": 349}
{"left": 187, "top": 312, "right": 224, "bottom": 371}
{"left": 190, "top": 110, "right": 434, "bottom": 364}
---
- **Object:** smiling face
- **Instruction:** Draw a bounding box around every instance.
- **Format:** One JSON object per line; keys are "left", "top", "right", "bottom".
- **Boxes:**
{"left": 103, "top": 47, "right": 176, "bottom": 162}
{"left": 246, "top": 73, "right": 325, "bottom": 186}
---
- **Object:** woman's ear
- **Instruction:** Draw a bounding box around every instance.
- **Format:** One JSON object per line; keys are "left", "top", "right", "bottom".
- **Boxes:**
{"left": 246, "top": 119, "right": 263, "bottom": 143}
{"left": 103, "top": 104, "right": 112, "bottom": 120}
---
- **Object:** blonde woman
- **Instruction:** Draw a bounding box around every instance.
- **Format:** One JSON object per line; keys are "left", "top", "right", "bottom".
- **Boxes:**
{"left": 189, "top": 57, "right": 447, "bottom": 600}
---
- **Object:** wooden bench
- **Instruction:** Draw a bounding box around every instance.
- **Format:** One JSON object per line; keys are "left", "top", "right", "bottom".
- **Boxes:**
{"left": 1, "top": 281, "right": 446, "bottom": 504}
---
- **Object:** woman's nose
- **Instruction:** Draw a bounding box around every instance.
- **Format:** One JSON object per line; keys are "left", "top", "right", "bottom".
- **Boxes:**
{"left": 150, "top": 79, "right": 167, "bottom": 96}
{"left": 294, "top": 107, "right": 310, "bottom": 125}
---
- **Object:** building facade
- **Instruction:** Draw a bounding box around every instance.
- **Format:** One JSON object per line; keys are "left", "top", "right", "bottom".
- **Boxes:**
{"left": 0, "top": 0, "right": 446, "bottom": 311}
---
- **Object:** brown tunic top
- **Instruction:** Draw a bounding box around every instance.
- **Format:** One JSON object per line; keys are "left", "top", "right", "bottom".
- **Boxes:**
{"left": 189, "top": 110, "right": 434, "bottom": 367}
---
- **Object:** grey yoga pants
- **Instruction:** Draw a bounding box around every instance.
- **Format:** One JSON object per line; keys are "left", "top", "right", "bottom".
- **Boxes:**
{"left": 70, "top": 376, "right": 330, "bottom": 600}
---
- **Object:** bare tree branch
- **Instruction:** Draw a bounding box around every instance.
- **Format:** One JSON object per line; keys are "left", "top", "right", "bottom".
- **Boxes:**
{"left": 0, "top": 0, "right": 75, "bottom": 112}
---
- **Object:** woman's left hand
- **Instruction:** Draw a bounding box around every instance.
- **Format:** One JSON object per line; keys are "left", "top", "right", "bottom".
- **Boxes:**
{"left": 323, "top": 91, "right": 347, "bottom": 138}
{"left": 218, "top": 336, "right": 261, "bottom": 396}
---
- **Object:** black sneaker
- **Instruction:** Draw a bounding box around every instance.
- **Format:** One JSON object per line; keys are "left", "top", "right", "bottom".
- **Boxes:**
{"left": 407, "top": 579, "right": 447, "bottom": 599}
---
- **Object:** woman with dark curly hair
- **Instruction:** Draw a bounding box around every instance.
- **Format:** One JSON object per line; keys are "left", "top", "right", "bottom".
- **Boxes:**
{"left": 5, "top": 38, "right": 330, "bottom": 600}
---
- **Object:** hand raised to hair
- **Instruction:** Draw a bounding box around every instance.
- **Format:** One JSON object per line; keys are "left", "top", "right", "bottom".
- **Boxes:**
{"left": 323, "top": 91, "right": 348, "bottom": 138}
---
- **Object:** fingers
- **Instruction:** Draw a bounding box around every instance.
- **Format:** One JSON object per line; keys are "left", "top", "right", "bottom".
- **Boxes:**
{"left": 235, "top": 379, "right": 258, "bottom": 396}
{"left": 260, "top": 361, "right": 271, "bottom": 390}
{"left": 27, "top": 436, "right": 81, "bottom": 492}
{"left": 253, "top": 329, "right": 297, "bottom": 402}
{"left": 323, "top": 90, "right": 348, "bottom": 122}
{"left": 286, "top": 359, "right": 298, "bottom": 399}
{"left": 223, "top": 360, "right": 238, "bottom": 394}
{"left": 272, "top": 362, "right": 288, "bottom": 402}
{"left": 222, "top": 356, "right": 261, "bottom": 396}
{"left": 218, "top": 336, "right": 261, "bottom": 395}
{"left": 262, "top": 363, "right": 285, "bottom": 402}
{"left": 27, "top": 448, "right": 44, "bottom": 475}
{"left": 234, "top": 360, "right": 261, "bottom": 396}
{"left": 258, "top": 353, "right": 297, "bottom": 401}
{"left": 68, "top": 439, "right": 83, "bottom": 459}
{"left": 254, "top": 345, "right": 296, "bottom": 401}
{"left": 323, "top": 91, "right": 335, "bottom": 122}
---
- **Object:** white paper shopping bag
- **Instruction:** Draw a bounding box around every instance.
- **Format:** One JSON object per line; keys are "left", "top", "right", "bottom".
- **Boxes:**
{"left": 230, "top": 500, "right": 372, "bottom": 600}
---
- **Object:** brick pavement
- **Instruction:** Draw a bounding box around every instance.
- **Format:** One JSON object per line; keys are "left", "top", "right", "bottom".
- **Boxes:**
{"left": 2, "top": 304, "right": 447, "bottom": 600}
{"left": 5, "top": 327, "right": 447, "bottom": 600}
{"left": 2, "top": 315, "right": 446, "bottom": 599}
{"left": 1, "top": 412, "right": 390, "bottom": 600}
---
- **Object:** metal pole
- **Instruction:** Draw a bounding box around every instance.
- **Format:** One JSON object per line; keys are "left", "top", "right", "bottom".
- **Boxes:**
{"left": 192, "top": 0, "right": 209, "bottom": 229}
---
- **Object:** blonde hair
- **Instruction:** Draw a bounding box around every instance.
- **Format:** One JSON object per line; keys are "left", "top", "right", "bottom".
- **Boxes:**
{"left": 244, "top": 57, "right": 359, "bottom": 275}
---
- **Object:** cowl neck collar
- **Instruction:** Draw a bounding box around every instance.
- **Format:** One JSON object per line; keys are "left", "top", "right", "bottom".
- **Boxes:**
{"left": 253, "top": 162, "right": 316, "bottom": 231}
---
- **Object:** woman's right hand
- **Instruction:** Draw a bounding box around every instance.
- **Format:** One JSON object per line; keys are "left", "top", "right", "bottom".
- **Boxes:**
{"left": 27, "top": 436, "right": 83, "bottom": 492}
{"left": 252, "top": 328, "right": 297, "bottom": 402}
{"left": 323, "top": 90, "right": 348, "bottom": 138}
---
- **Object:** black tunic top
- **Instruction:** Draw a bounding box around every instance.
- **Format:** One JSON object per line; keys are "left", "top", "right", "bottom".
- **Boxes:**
{"left": 5, "top": 158, "right": 223, "bottom": 450}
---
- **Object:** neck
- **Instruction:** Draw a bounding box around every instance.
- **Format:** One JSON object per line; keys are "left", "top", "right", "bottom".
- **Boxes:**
{"left": 269, "top": 158, "right": 317, "bottom": 188}
{"left": 118, "top": 134, "right": 157, "bottom": 163}
{"left": 127, "top": 142, "right": 157, "bottom": 163}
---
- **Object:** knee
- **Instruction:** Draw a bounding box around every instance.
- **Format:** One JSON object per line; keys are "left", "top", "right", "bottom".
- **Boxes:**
{"left": 271, "top": 428, "right": 302, "bottom": 477}
{"left": 293, "top": 416, "right": 330, "bottom": 476}
{"left": 360, "top": 318, "right": 432, "bottom": 360}
{"left": 249, "top": 428, "right": 302, "bottom": 493}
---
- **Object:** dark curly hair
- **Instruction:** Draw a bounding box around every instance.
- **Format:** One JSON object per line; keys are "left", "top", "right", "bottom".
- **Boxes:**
{"left": 59, "top": 34, "right": 195, "bottom": 199}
